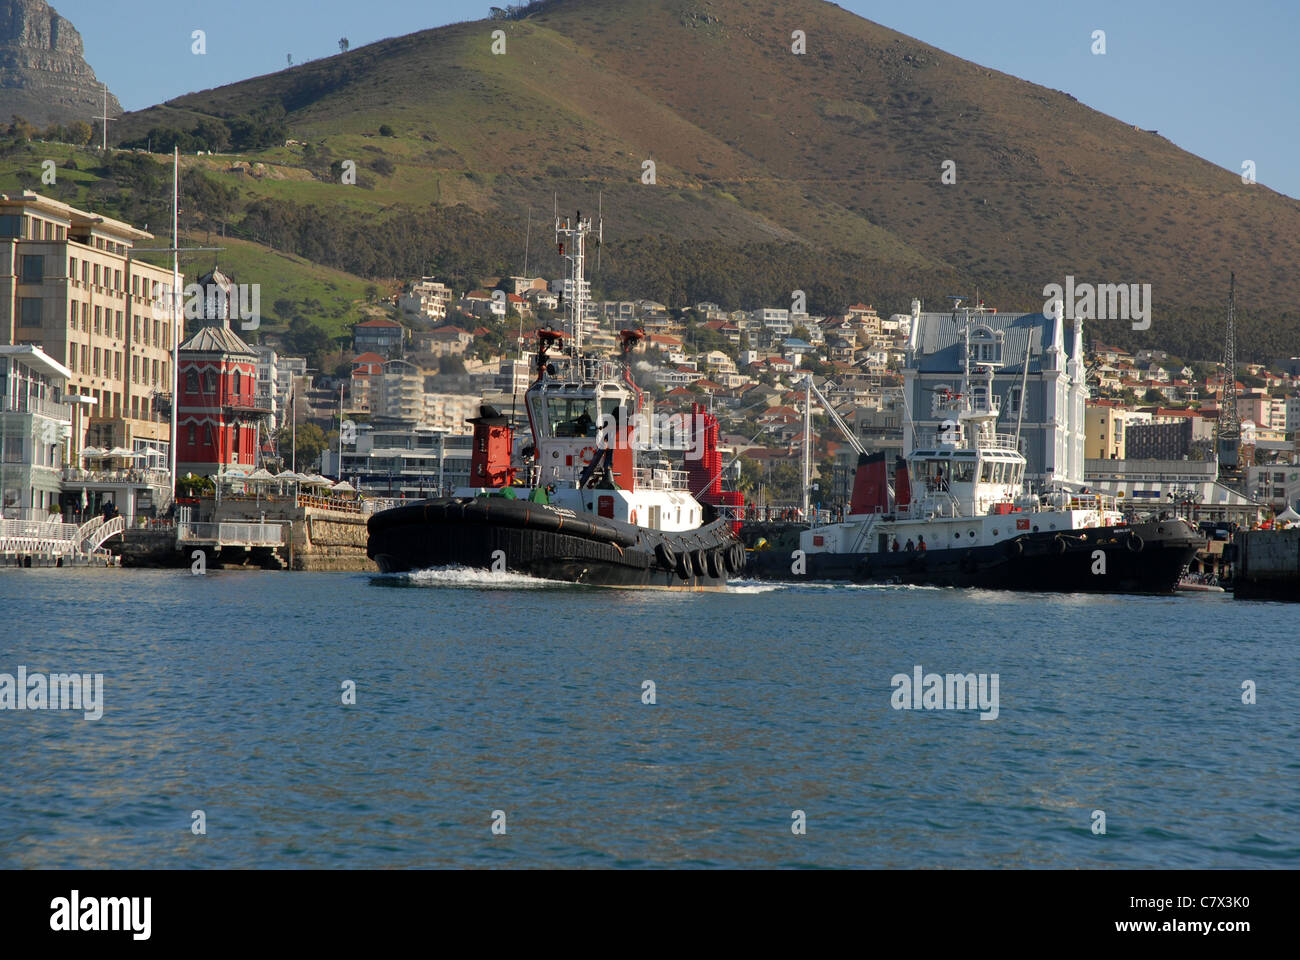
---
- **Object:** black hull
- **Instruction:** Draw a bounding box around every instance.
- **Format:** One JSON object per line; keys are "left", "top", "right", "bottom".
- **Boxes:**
{"left": 367, "top": 497, "right": 743, "bottom": 589}
{"left": 747, "top": 520, "right": 1200, "bottom": 594}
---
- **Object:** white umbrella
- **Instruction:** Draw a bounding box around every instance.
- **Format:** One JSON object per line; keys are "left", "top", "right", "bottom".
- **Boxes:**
{"left": 274, "top": 470, "right": 298, "bottom": 480}
{"left": 331, "top": 480, "right": 355, "bottom": 493}
{"left": 80, "top": 446, "right": 105, "bottom": 459}
{"left": 106, "top": 446, "right": 135, "bottom": 458}
{"left": 248, "top": 468, "right": 276, "bottom": 482}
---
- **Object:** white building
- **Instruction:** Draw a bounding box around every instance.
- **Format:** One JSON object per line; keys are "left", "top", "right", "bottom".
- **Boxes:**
{"left": 904, "top": 307, "right": 1088, "bottom": 487}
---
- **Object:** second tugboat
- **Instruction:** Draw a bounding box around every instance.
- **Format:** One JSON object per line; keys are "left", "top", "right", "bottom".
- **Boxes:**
{"left": 748, "top": 323, "right": 1200, "bottom": 593}
{"left": 368, "top": 211, "right": 744, "bottom": 588}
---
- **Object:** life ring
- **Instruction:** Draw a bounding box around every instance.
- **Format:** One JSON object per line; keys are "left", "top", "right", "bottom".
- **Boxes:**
{"left": 706, "top": 548, "right": 723, "bottom": 579}
{"left": 629, "top": 509, "right": 638, "bottom": 525}
{"left": 655, "top": 542, "right": 677, "bottom": 571}
{"left": 577, "top": 446, "right": 596, "bottom": 465}
{"left": 1126, "top": 533, "right": 1145, "bottom": 553}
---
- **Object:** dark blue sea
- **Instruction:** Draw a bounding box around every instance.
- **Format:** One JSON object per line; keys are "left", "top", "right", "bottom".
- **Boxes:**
{"left": 1, "top": 568, "right": 1296, "bottom": 868}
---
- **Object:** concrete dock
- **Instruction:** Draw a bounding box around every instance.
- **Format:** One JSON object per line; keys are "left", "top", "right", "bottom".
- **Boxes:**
{"left": 1232, "top": 529, "right": 1299, "bottom": 601}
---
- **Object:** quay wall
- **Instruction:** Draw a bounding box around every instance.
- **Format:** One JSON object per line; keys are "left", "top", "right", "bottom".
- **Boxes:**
{"left": 1234, "top": 529, "right": 1300, "bottom": 601}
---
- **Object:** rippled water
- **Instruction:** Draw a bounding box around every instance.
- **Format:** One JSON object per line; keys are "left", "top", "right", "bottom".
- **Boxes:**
{"left": 1, "top": 568, "right": 1296, "bottom": 868}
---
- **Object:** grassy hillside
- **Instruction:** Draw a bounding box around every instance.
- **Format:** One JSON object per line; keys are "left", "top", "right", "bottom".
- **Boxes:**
{"left": 22, "top": 0, "right": 1300, "bottom": 359}
{"left": 0, "top": 141, "right": 375, "bottom": 341}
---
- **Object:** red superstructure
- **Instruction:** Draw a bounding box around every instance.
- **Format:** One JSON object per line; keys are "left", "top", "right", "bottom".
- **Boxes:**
{"left": 686, "top": 402, "right": 744, "bottom": 531}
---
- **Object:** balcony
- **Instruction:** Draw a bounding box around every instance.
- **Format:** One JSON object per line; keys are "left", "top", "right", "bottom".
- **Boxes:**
{"left": 0, "top": 394, "right": 72, "bottom": 420}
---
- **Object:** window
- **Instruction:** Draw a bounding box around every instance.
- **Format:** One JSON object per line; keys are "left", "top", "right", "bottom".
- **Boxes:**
{"left": 70, "top": 256, "right": 78, "bottom": 278}
{"left": 153, "top": 319, "right": 160, "bottom": 345}
{"left": 81, "top": 302, "right": 88, "bottom": 332}
{"left": 133, "top": 356, "right": 140, "bottom": 383}
{"left": 133, "top": 315, "right": 140, "bottom": 342}
{"left": 69, "top": 302, "right": 78, "bottom": 328}
{"left": 152, "top": 359, "right": 159, "bottom": 386}
{"left": 186, "top": 369, "right": 199, "bottom": 392}
{"left": 187, "top": 425, "right": 196, "bottom": 445}
{"left": 0, "top": 214, "right": 21, "bottom": 238}
{"left": 203, "top": 370, "right": 217, "bottom": 392}
{"left": 18, "top": 298, "right": 41, "bottom": 327}
{"left": 114, "top": 269, "right": 122, "bottom": 290}
{"left": 93, "top": 264, "right": 101, "bottom": 286}
{"left": 1007, "top": 386, "right": 1023, "bottom": 415}
{"left": 68, "top": 343, "right": 78, "bottom": 369}
{"left": 233, "top": 370, "right": 241, "bottom": 395}
{"left": 94, "top": 305, "right": 102, "bottom": 334}
{"left": 132, "top": 276, "right": 139, "bottom": 296}
{"left": 93, "top": 347, "right": 101, "bottom": 376}
{"left": 114, "top": 352, "right": 121, "bottom": 380}
{"left": 20, "top": 255, "right": 43, "bottom": 283}
{"left": 115, "top": 311, "right": 122, "bottom": 339}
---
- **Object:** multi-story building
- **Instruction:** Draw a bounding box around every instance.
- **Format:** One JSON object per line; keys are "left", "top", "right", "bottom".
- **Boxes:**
{"left": 1085, "top": 401, "right": 1127, "bottom": 460}
{"left": 2, "top": 192, "right": 182, "bottom": 468}
{"left": 326, "top": 424, "right": 474, "bottom": 498}
{"left": 373, "top": 359, "right": 423, "bottom": 422}
{"left": 0, "top": 344, "right": 71, "bottom": 519}
{"left": 903, "top": 308, "right": 1088, "bottom": 486}
{"left": 176, "top": 323, "right": 264, "bottom": 480}
{"left": 398, "top": 278, "right": 453, "bottom": 322}
{"left": 352, "top": 316, "right": 405, "bottom": 356}
{"left": 252, "top": 345, "right": 280, "bottom": 431}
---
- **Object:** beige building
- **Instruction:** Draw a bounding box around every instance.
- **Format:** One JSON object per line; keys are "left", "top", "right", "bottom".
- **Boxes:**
{"left": 1085, "top": 401, "right": 1127, "bottom": 460}
{"left": 1, "top": 192, "right": 182, "bottom": 464}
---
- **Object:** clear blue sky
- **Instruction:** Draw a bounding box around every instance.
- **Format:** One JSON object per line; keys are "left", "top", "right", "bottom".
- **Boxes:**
{"left": 55, "top": 0, "right": 1299, "bottom": 198}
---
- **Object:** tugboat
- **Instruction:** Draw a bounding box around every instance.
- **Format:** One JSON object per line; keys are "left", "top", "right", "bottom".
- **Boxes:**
{"left": 747, "top": 328, "right": 1200, "bottom": 593}
{"left": 367, "top": 211, "right": 744, "bottom": 588}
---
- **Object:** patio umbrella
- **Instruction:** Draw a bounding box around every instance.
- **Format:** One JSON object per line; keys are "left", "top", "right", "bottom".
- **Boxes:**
{"left": 274, "top": 470, "right": 298, "bottom": 481}
{"left": 106, "top": 446, "right": 135, "bottom": 458}
{"left": 331, "top": 480, "right": 355, "bottom": 493}
{"left": 248, "top": 468, "right": 276, "bottom": 482}
{"left": 80, "top": 446, "right": 105, "bottom": 459}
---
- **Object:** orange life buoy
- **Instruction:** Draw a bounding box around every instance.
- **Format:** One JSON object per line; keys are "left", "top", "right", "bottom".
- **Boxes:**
{"left": 578, "top": 446, "right": 596, "bottom": 465}
{"left": 630, "top": 509, "right": 638, "bottom": 525}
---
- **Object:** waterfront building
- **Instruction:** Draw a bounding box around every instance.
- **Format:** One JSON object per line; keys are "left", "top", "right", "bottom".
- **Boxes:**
{"left": 904, "top": 308, "right": 1087, "bottom": 487}
{"left": 326, "top": 421, "right": 474, "bottom": 498}
{"left": 1, "top": 191, "right": 181, "bottom": 469}
{"left": 1083, "top": 458, "right": 1261, "bottom": 525}
{"left": 0, "top": 344, "right": 71, "bottom": 519}
{"left": 176, "top": 324, "right": 264, "bottom": 480}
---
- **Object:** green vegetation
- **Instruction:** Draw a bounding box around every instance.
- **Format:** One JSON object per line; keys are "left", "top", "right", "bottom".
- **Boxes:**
{"left": 5, "top": 0, "right": 1297, "bottom": 363}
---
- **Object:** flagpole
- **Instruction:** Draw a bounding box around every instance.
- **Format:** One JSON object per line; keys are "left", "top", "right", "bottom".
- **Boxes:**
{"left": 170, "top": 147, "right": 180, "bottom": 499}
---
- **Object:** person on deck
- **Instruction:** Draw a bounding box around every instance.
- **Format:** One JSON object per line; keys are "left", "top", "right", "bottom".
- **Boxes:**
{"left": 891, "top": 538, "right": 899, "bottom": 552}
{"left": 905, "top": 539, "right": 915, "bottom": 551}
{"left": 918, "top": 535, "right": 927, "bottom": 552}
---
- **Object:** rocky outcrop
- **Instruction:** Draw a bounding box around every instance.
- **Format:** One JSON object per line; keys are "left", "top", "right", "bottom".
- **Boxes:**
{"left": 0, "top": 0, "right": 121, "bottom": 128}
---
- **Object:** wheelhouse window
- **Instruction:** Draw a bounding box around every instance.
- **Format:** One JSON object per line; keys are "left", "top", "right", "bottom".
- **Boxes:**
{"left": 547, "top": 396, "right": 598, "bottom": 437}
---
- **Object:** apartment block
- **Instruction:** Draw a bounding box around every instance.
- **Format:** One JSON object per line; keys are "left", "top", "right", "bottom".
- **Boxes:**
{"left": 1, "top": 192, "right": 182, "bottom": 464}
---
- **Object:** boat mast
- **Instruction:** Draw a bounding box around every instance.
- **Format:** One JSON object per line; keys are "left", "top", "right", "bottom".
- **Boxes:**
{"left": 169, "top": 147, "right": 180, "bottom": 499}
{"left": 555, "top": 209, "right": 594, "bottom": 357}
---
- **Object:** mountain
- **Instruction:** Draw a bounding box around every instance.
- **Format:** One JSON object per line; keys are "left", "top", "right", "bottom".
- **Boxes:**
{"left": 0, "top": 0, "right": 120, "bottom": 128}
{"left": 102, "top": 0, "right": 1300, "bottom": 358}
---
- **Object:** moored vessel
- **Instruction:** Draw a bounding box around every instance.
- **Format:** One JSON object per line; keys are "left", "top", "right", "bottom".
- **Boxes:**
{"left": 747, "top": 321, "right": 1200, "bottom": 593}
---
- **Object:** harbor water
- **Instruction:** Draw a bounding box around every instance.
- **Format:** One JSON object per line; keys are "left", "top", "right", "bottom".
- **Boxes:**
{"left": 1, "top": 569, "right": 1296, "bottom": 868}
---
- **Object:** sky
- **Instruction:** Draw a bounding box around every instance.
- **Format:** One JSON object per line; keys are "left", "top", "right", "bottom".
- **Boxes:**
{"left": 52, "top": 0, "right": 1300, "bottom": 199}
